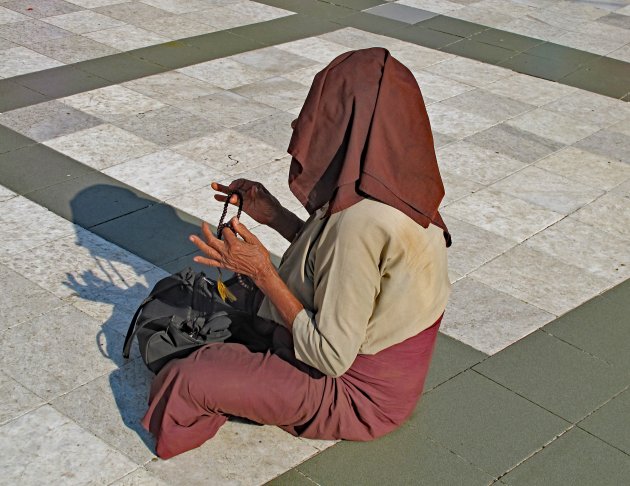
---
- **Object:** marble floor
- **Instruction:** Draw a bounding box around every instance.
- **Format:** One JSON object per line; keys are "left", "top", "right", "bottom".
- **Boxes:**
{"left": 0, "top": 0, "right": 629, "bottom": 484}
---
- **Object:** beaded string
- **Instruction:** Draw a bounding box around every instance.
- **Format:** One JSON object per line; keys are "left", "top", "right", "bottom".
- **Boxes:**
{"left": 217, "top": 190, "right": 254, "bottom": 291}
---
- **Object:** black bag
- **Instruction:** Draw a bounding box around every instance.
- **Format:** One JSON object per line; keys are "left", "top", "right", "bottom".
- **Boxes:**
{"left": 122, "top": 267, "right": 241, "bottom": 374}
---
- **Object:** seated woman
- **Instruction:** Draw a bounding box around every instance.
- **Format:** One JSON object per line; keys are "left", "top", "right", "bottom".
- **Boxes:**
{"left": 142, "top": 47, "right": 452, "bottom": 459}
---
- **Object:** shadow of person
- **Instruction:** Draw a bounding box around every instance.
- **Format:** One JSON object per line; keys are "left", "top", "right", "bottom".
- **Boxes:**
{"left": 65, "top": 183, "right": 215, "bottom": 456}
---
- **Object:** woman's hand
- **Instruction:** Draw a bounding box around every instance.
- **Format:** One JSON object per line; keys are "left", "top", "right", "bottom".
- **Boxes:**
{"left": 189, "top": 219, "right": 276, "bottom": 285}
{"left": 212, "top": 180, "right": 283, "bottom": 226}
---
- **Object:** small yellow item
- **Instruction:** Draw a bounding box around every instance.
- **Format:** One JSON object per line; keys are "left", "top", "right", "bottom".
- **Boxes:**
{"left": 216, "top": 277, "right": 237, "bottom": 303}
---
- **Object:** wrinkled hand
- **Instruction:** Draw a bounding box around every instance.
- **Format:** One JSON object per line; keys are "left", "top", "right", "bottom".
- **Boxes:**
{"left": 189, "top": 219, "right": 274, "bottom": 283}
{"left": 211, "top": 180, "right": 283, "bottom": 226}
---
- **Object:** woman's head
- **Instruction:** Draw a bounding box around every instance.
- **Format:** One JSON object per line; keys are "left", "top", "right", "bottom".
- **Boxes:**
{"left": 287, "top": 48, "right": 451, "bottom": 245}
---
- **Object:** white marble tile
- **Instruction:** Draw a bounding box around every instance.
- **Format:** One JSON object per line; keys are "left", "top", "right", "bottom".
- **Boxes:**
{"left": 3, "top": 227, "right": 156, "bottom": 302}
{"left": 122, "top": 71, "right": 221, "bottom": 104}
{"left": 0, "top": 5, "right": 30, "bottom": 24}
{"left": 498, "top": 16, "right": 568, "bottom": 41}
{"left": 84, "top": 24, "right": 168, "bottom": 50}
{"left": 425, "top": 57, "right": 513, "bottom": 88}
{"left": 111, "top": 468, "right": 170, "bottom": 486}
{"left": 146, "top": 419, "right": 319, "bottom": 485}
{"left": 61, "top": 85, "right": 166, "bottom": 123}
{"left": 441, "top": 277, "right": 555, "bottom": 355}
{"left": 442, "top": 188, "right": 563, "bottom": 242}
{"left": 426, "top": 103, "right": 496, "bottom": 139}
{"left": 0, "top": 196, "right": 75, "bottom": 259}
{"left": 143, "top": 0, "right": 238, "bottom": 14}
{"left": 525, "top": 217, "right": 630, "bottom": 284}
{"left": 232, "top": 46, "right": 318, "bottom": 76}
{"left": 45, "top": 124, "right": 160, "bottom": 170}
{"left": 0, "top": 305, "right": 125, "bottom": 400}
{"left": 140, "top": 14, "right": 218, "bottom": 38}
{"left": 233, "top": 110, "right": 295, "bottom": 151}
{"left": 275, "top": 37, "right": 351, "bottom": 63}
{"left": 608, "top": 44, "right": 630, "bottom": 63}
{"left": 437, "top": 141, "right": 527, "bottom": 185}
{"left": 0, "top": 185, "right": 16, "bottom": 202}
{"left": 570, "top": 20, "right": 630, "bottom": 43}
{"left": 225, "top": 0, "right": 293, "bottom": 21}
{"left": 92, "top": 2, "right": 172, "bottom": 24}
{"left": 572, "top": 192, "right": 630, "bottom": 241}
{"left": 0, "top": 405, "right": 137, "bottom": 484}
{"left": 439, "top": 170, "right": 484, "bottom": 206}
{"left": 319, "top": 27, "right": 416, "bottom": 51}
{"left": 282, "top": 62, "right": 327, "bottom": 87}
{"left": 412, "top": 70, "right": 475, "bottom": 102}
{"left": 398, "top": 0, "right": 465, "bottom": 13}
{"left": 526, "top": 8, "right": 589, "bottom": 30}
{"left": 553, "top": 30, "right": 626, "bottom": 55}
{"left": 608, "top": 119, "right": 630, "bottom": 138}
{"left": 0, "top": 46, "right": 63, "bottom": 77}
{"left": 42, "top": 10, "right": 125, "bottom": 34}
{"left": 232, "top": 76, "right": 309, "bottom": 111}
{"left": 471, "top": 245, "right": 614, "bottom": 316}
{"left": 65, "top": 0, "right": 127, "bottom": 7}
{"left": 449, "top": 5, "right": 516, "bottom": 25}
{"left": 443, "top": 215, "right": 517, "bottom": 277}
{"left": 491, "top": 166, "right": 604, "bottom": 214}
{"left": 438, "top": 88, "right": 535, "bottom": 124}
{"left": 0, "top": 372, "right": 44, "bottom": 426}
{"left": 461, "top": 0, "right": 538, "bottom": 17}
{"left": 388, "top": 42, "right": 453, "bottom": 71}
{"left": 0, "top": 263, "right": 65, "bottom": 332}
{"left": 505, "top": 108, "right": 600, "bottom": 145}
{"left": 172, "top": 128, "right": 285, "bottom": 175}
{"left": 542, "top": 90, "right": 630, "bottom": 129}
{"left": 485, "top": 73, "right": 577, "bottom": 106}
{"left": 176, "top": 90, "right": 280, "bottom": 128}
{"left": 546, "top": 0, "right": 609, "bottom": 21}
{"left": 51, "top": 359, "right": 156, "bottom": 464}
{"left": 29, "top": 34, "right": 120, "bottom": 63}
{"left": 535, "top": 146, "right": 630, "bottom": 191}
{"left": 574, "top": 129, "right": 630, "bottom": 165}
{"left": 103, "top": 149, "right": 224, "bottom": 200}
{"left": 179, "top": 57, "right": 270, "bottom": 90}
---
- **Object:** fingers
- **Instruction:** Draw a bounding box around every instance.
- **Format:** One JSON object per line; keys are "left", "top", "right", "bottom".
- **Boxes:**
{"left": 189, "top": 234, "right": 223, "bottom": 261}
{"left": 211, "top": 181, "right": 230, "bottom": 194}
{"left": 231, "top": 217, "right": 259, "bottom": 244}
{"left": 193, "top": 256, "right": 221, "bottom": 268}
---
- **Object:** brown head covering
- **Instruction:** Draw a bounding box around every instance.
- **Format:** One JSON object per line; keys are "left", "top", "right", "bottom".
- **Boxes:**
{"left": 288, "top": 47, "right": 451, "bottom": 246}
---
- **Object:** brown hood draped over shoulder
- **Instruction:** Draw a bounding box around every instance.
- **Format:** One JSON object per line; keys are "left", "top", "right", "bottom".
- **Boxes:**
{"left": 287, "top": 47, "right": 451, "bottom": 246}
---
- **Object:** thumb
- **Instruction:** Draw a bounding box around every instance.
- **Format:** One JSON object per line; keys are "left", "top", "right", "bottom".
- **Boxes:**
{"left": 231, "top": 217, "right": 258, "bottom": 244}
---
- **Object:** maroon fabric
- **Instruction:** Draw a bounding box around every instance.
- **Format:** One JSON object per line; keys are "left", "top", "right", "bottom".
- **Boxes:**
{"left": 142, "top": 315, "right": 442, "bottom": 459}
{"left": 288, "top": 47, "right": 451, "bottom": 246}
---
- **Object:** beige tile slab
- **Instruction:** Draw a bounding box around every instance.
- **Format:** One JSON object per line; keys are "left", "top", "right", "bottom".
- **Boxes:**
{"left": 232, "top": 46, "right": 318, "bottom": 76}
{"left": 29, "top": 34, "right": 120, "bottom": 63}
{"left": 84, "top": 24, "right": 169, "bottom": 50}
{"left": 113, "top": 105, "right": 221, "bottom": 146}
{"left": 42, "top": 10, "right": 125, "bottom": 34}
{"left": 426, "top": 102, "right": 496, "bottom": 139}
{"left": 0, "top": 372, "right": 44, "bottom": 427}
{"left": 319, "top": 27, "right": 416, "bottom": 51}
{"left": 412, "top": 70, "right": 475, "bottom": 102}
{"left": 0, "top": 405, "right": 137, "bottom": 484}
{"left": 574, "top": 129, "right": 630, "bottom": 165}
{"left": 0, "top": 305, "right": 124, "bottom": 400}
{"left": 439, "top": 169, "right": 484, "bottom": 206}
{"left": 275, "top": 37, "right": 351, "bottom": 63}
{"left": 498, "top": 16, "right": 568, "bottom": 41}
{"left": 572, "top": 192, "right": 630, "bottom": 241}
{"left": 443, "top": 215, "right": 517, "bottom": 277}
{"left": 0, "top": 37, "right": 18, "bottom": 51}
{"left": 225, "top": 0, "right": 293, "bottom": 21}
{"left": 93, "top": 1, "right": 172, "bottom": 24}
{"left": 0, "top": 99, "right": 103, "bottom": 142}
{"left": 232, "top": 76, "right": 309, "bottom": 111}
{"left": 471, "top": 245, "right": 614, "bottom": 316}
{"left": 0, "top": 185, "right": 16, "bottom": 202}
{"left": 437, "top": 140, "right": 527, "bottom": 185}
{"left": 146, "top": 420, "right": 319, "bottom": 485}
{"left": 570, "top": 20, "right": 630, "bottom": 43}
{"left": 441, "top": 277, "right": 554, "bottom": 354}
{"left": 173, "top": 128, "right": 284, "bottom": 177}
{"left": 546, "top": 0, "right": 609, "bottom": 21}
{"left": 103, "top": 149, "right": 224, "bottom": 200}
{"left": 388, "top": 42, "right": 453, "bottom": 71}
{"left": 491, "top": 166, "right": 604, "bottom": 214}
{"left": 611, "top": 178, "right": 630, "bottom": 196}
{"left": 485, "top": 73, "right": 577, "bottom": 105}
{"left": 0, "top": 46, "right": 63, "bottom": 77}
{"left": 140, "top": 0, "right": 228, "bottom": 14}
{"left": 0, "top": 18, "right": 72, "bottom": 45}
{"left": 527, "top": 8, "right": 589, "bottom": 31}
{"left": 282, "top": 62, "right": 327, "bottom": 87}
{"left": 44, "top": 124, "right": 159, "bottom": 170}
{"left": 61, "top": 85, "right": 166, "bottom": 123}
{"left": 179, "top": 58, "right": 270, "bottom": 90}
{"left": 542, "top": 90, "right": 630, "bottom": 129}
{"left": 111, "top": 468, "right": 170, "bottom": 486}
{"left": 0, "top": 5, "right": 30, "bottom": 24}
{"left": 505, "top": 108, "right": 600, "bottom": 145}
{"left": 65, "top": 0, "right": 127, "bottom": 7}
{"left": 398, "top": 0, "right": 465, "bottom": 13}
{"left": 608, "top": 119, "right": 630, "bottom": 138}
{"left": 0, "top": 196, "right": 75, "bottom": 259}
{"left": 438, "top": 87, "right": 535, "bottom": 124}
{"left": 425, "top": 57, "right": 513, "bottom": 88}
{"left": 2, "top": 0, "right": 83, "bottom": 19}
{"left": 525, "top": 216, "right": 630, "bottom": 283}
{"left": 51, "top": 359, "right": 156, "bottom": 464}
{"left": 553, "top": 30, "right": 626, "bottom": 55}
{"left": 608, "top": 44, "right": 630, "bottom": 62}
{"left": 0, "top": 263, "right": 65, "bottom": 332}
{"left": 535, "top": 146, "right": 630, "bottom": 191}
{"left": 450, "top": 5, "right": 515, "bottom": 25}
{"left": 466, "top": 0, "right": 538, "bottom": 16}
{"left": 122, "top": 71, "right": 221, "bottom": 104}
{"left": 442, "top": 188, "right": 562, "bottom": 242}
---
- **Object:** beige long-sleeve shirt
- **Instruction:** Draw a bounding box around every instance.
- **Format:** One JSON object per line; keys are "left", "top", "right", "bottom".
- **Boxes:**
{"left": 257, "top": 199, "right": 450, "bottom": 377}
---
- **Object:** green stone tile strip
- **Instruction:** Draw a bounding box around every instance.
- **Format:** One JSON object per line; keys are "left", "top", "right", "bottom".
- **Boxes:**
{"left": 269, "top": 279, "right": 630, "bottom": 484}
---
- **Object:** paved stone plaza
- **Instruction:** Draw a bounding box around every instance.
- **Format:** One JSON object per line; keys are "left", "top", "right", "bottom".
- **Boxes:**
{"left": 0, "top": 0, "right": 629, "bottom": 484}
